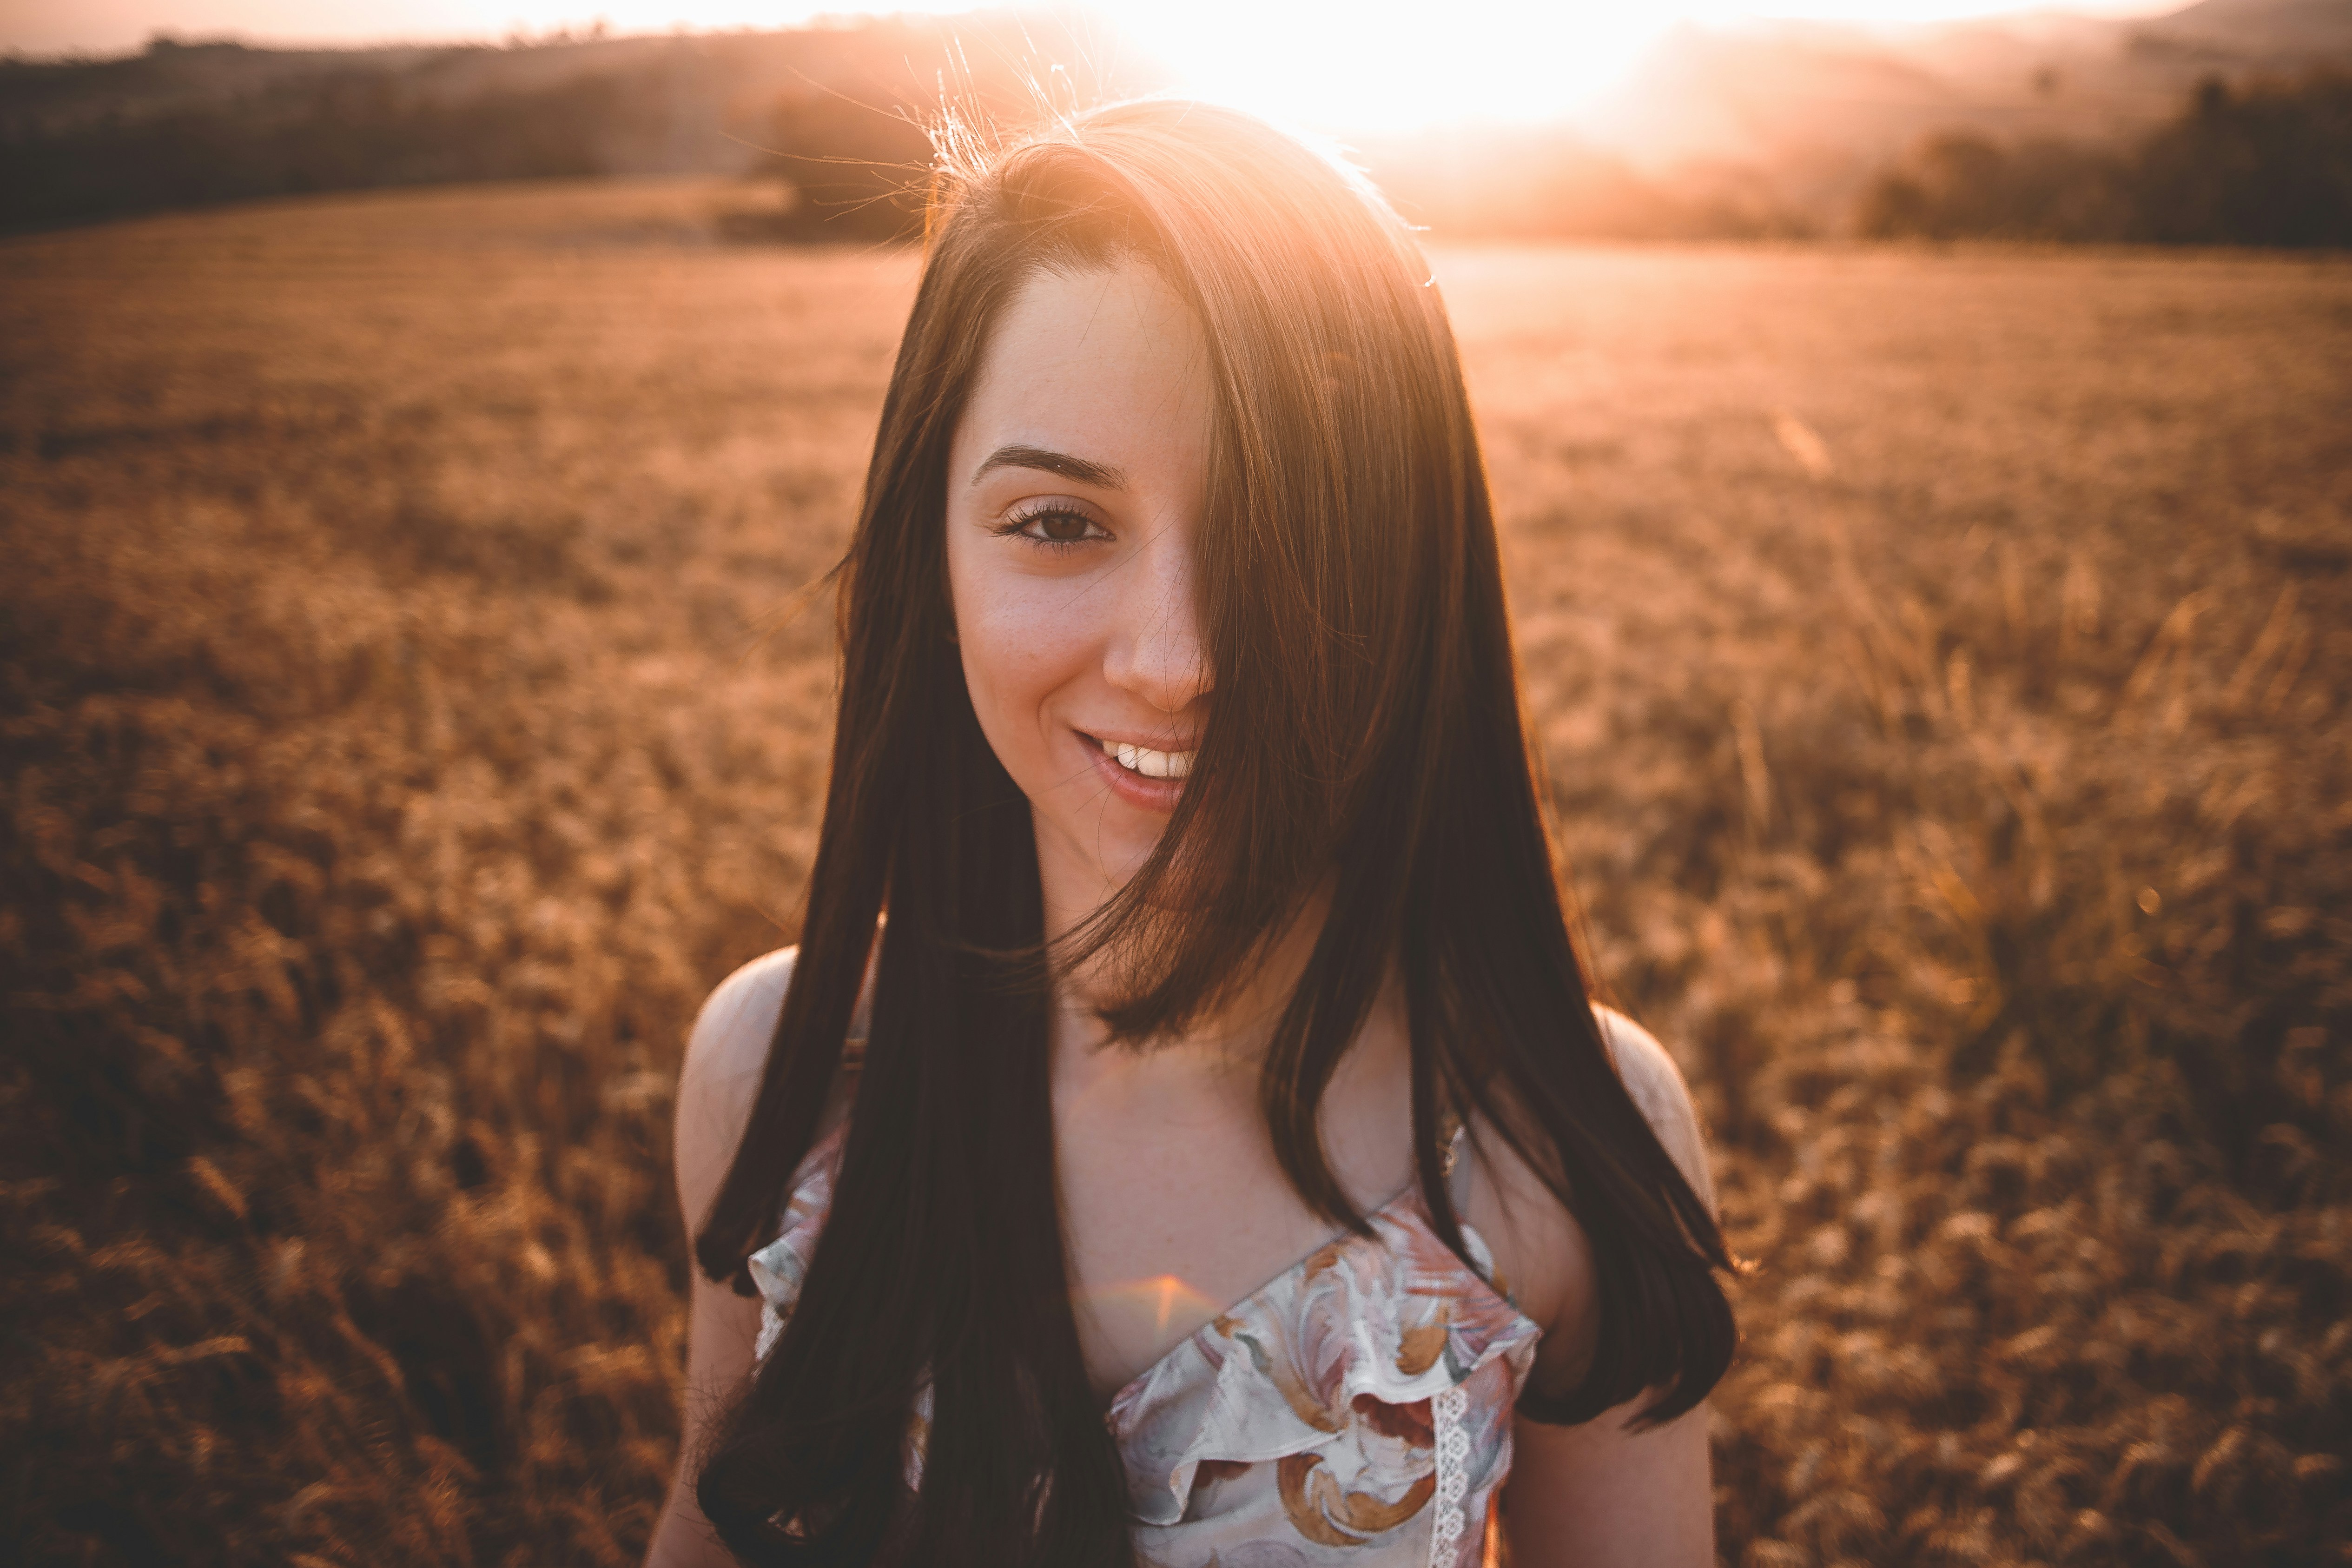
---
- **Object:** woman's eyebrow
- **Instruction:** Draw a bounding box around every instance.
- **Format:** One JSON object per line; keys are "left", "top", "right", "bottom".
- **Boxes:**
{"left": 971, "top": 443, "right": 1129, "bottom": 491}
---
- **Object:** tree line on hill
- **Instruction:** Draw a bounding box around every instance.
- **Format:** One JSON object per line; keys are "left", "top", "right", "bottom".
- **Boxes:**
{"left": 1859, "top": 69, "right": 2352, "bottom": 245}
{"left": 0, "top": 63, "right": 644, "bottom": 225}
{"left": 2, "top": 26, "right": 2346, "bottom": 246}
{"left": 0, "top": 25, "right": 1119, "bottom": 235}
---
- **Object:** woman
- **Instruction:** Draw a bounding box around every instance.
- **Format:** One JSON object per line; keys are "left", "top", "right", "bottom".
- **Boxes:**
{"left": 647, "top": 100, "right": 1734, "bottom": 1568}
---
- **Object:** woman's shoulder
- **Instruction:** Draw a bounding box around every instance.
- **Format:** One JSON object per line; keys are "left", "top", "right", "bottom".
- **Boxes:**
{"left": 1591, "top": 1005, "right": 1714, "bottom": 1212}
{"left": 689, "top": 947, "right": 800, "bottom": 1073}
{"left": 1466, "top": 1006, "right": 1711, "bottom": 1223}
{"left": 674, "top": 946, "right": 799, "bottom": 1219}
{"left": 1458, "top": 1005, "right": 1713, "bottom": 1362}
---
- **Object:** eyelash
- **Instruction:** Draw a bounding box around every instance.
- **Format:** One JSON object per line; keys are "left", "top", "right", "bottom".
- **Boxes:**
{"left": 992, "top": 504, "right": 1111, "bottom": 552}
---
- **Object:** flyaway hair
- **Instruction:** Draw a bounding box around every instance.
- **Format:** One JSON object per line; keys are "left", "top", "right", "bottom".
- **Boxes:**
{"left": 691, "top": 99, "right": 1737, "bottom": 1567}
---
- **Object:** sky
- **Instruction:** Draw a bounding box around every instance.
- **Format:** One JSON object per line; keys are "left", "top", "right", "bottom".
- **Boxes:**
{"left": 2, "top": 0, "right": 2189, "bottom": 128}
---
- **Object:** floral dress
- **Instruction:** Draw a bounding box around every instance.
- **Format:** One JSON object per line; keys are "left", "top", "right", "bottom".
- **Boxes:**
{"left": 747, "top": 1126, "right": 1544, "bottom": 1568}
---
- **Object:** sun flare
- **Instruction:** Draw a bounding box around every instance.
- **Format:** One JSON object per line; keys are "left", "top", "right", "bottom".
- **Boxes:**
{"left": 1086, "top": 0, "right": 2181, "bottom": 132}
{"left": 10, "top": 0, "right": 2181, "bottom": 132}
{"left": 1089, "top": 0, "right": 1679, "bottom": 132}
{"left": 1081, "top": 1273, "right": 1222, "bottom": 1337}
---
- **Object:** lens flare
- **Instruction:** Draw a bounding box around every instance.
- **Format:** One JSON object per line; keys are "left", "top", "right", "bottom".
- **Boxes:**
{"left": 1080, "top": 1272, "right": 1222, "bottom": 1337}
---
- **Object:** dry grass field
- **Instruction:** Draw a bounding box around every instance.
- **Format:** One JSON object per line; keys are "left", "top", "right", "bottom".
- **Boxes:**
{"left": 3, "top": 176, "right": 2347, "bottom": 1567}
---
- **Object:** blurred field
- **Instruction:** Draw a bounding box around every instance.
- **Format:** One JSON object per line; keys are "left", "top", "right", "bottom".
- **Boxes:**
{"left": 2, "top": 177, "right": 2347, "bottom": 1567}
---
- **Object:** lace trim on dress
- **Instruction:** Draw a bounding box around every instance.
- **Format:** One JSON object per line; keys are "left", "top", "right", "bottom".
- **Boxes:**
{"left": 1425, "top": 1381, "right": 1472, "bottom": 1567}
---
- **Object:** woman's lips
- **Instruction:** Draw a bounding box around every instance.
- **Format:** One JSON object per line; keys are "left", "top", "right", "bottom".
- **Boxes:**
{"left": 1079, "top": 730, "right": 1189, "bottom": 813}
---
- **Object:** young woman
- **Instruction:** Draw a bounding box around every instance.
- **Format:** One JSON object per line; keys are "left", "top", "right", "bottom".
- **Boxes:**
{"left": 647, "top": 100, "right": 1735, "bottom": 1568}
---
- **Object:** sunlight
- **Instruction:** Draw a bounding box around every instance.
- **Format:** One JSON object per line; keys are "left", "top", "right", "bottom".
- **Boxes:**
{"left": 1087, "top": 0, "right": 2181, "bottom": 131}
{"left": 1079, "top": 1273, "right": 1222, "bottom": 1336}
{"left": 1090, "top": 0, "right": 1676, "bottom": 131}
{"left": 14, "top": 1, "right": 2178, "bottom": 126}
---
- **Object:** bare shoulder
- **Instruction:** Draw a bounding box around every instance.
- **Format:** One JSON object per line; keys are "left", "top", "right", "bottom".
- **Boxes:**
{"left": 1592, "top": 1006, "right": 1715, "bottom": 1213}
{"left": 650, "top": 949, "right": 798, "bottom": 1567}
{"left": 1460, "top": 1005, "right": 1714, "bottom": 1390}
{"left": 674, "top": 946, "right": 798, "bottom": 1222}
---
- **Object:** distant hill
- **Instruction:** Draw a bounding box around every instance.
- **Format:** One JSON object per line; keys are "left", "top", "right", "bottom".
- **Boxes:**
{"left": 0, "top": 16, "right": 1138, "bottom": 167}
{"left": 2154, "top": 0, "right": 2352, "bottom": 53}
{"left": 1, "top": 1, "right": 2345, "bottom": 238}
{"left": 1551, "top": 0, "right": 2352, "bottom": 219}
{"left": 0, "top": 16, "right": 1141, "bottom": 231}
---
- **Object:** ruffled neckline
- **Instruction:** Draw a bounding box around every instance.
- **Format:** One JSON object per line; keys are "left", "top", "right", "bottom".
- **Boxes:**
{"left": 747, "top": 1126, "right": 1547, "bottom": 1530}
{"left": 1104, "top": 1172, "right": 1543, "bottom": 1527}
{"left": 1102, "top": 1167, "right": 1503, "bottom": 1412}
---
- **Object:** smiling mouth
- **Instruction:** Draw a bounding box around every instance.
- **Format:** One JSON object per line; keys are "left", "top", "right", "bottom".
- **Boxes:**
{"left": 1090, "top": 734, "right": 1196, "bottom": 780}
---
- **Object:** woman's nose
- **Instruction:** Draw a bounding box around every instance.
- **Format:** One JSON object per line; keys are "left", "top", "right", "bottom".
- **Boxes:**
{"left": 1103, "top": 523, "right": 1211, "bottom": 715}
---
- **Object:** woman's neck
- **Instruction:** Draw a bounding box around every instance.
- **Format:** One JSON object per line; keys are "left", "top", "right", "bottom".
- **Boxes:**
{"left": 1041, "top": 867, "right": 1330, "bottom": 1066}
{"left": 1042, "top": 869, "right": 1420, "bottom": 1225}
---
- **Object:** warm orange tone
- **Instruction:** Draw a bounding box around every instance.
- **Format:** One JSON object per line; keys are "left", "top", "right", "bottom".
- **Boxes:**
{"left": 3, "top": 176, "right": 2344, "bottom": 1563}
{"left": 1081, "top": 1274, "right": 1224, "bottom": 1339}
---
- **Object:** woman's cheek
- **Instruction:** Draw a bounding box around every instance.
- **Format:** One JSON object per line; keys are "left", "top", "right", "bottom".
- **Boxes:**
{"left": 959, "top": 592, "right": 1090, "bottom": 769}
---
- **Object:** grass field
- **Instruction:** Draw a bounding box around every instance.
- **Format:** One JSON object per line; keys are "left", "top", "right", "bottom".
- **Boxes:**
{"left": 3, "top": 177, "right": 2347, "bottom": 1567}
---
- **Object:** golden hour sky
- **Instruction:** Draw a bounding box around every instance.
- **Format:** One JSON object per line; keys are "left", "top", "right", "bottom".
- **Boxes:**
{"left": 4, "top": 0, "right": 2186, "bottom": 128}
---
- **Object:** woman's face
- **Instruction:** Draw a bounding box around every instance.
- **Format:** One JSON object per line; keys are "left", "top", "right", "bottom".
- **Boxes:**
{"left": 945, "top": 261, "right": 1216, "bottom": 927}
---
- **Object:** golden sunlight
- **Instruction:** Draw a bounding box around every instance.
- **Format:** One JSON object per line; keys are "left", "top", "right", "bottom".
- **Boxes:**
{"left": 1093, "top": 0, "right": 1671, "bottom": 130}
{"left": 12, "top": 0, "right": 2180, "bottom": 129}
{"left": 1080, "top": 1273, "right": 1223, "bottom": 1337}
{"left": 1088, "top": 0, "right": 2180, "bottom": 130}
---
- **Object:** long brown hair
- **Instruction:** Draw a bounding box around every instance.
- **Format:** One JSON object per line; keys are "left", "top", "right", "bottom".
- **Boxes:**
{"left": 691, "top": 99, "right": 1735, "bottom": 1566}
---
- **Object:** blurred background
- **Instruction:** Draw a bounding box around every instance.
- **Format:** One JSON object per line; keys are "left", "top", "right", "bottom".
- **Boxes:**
{"left": 5, "top": 0, "right": 2352, "bottom": 239}
{"left": 2, "top": 2, "right": 2348, "bottom": 1566}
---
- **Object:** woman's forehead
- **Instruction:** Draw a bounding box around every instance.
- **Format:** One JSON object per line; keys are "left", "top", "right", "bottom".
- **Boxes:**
{"left": 952, "top": 263, "right": 1213, "bottom": 490}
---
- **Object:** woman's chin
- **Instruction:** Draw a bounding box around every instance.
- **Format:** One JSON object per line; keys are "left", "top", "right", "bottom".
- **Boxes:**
{"left": 1029, "top": 738, "right": 1225, "bottom": 916}
{"left": 1044, "top": 830, "right": 1210, "bottom": 918}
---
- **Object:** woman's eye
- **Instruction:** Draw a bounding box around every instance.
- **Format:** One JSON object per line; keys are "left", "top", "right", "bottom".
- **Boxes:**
{"left": 1002, "top": 507, "right": 1107, "bottom": 547}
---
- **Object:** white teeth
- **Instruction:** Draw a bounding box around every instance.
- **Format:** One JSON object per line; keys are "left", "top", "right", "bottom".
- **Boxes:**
{"left": 1100, "top": 737, "right": 1195, "bottom": 780}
